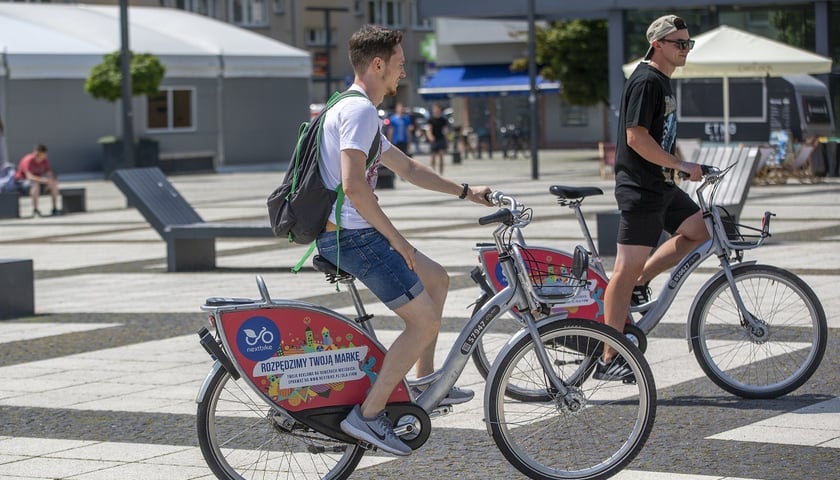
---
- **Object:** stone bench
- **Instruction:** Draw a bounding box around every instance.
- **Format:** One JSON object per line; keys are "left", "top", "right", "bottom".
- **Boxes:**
{"left": 111, "top": 167, "right": 273, "bottom": 272}
{"left": 0, "top": 187, "right": 87, "bottom": 218}
{"left": 158, "top": 151, "right": 216, "bottom": 175}
{"left": 0, "top": 259, "right": 35, "bottom": 319}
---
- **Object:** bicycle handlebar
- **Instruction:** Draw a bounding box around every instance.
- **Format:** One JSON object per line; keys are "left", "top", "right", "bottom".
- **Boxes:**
{"left": 478, "top": 191, "right": 528, "bottom": 227}
{"left": 677, "top": 164, "right": 721, "bottom": 180}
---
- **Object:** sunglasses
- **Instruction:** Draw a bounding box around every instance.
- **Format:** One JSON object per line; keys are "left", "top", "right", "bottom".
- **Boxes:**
{"left": 659, "top": 38, "right": 695, "bottom": 51}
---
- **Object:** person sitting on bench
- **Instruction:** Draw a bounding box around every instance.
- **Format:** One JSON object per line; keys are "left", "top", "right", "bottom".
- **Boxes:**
{"left": 15, "top": 144, "right": 62, "bottom": 217}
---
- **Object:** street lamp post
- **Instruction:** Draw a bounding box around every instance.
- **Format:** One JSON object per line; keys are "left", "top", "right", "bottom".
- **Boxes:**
{"left": 306, "top": 6, "right": 348, "bottom": 102}
{"left": 119, "top": 0, "right": 134, "bottom": 167}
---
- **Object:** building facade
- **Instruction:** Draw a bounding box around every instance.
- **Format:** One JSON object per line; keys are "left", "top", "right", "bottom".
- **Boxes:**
{"left": 420, "top": 0, "right": 840, "bottom": 144}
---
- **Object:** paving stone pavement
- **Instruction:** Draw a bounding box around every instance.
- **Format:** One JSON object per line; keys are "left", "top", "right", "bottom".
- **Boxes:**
{"left": 1, "top": 149, "right": 839, "bottom": 480}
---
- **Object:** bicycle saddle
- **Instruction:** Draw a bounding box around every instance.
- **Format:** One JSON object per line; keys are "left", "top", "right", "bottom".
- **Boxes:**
{"left": 312, "top": 254, "right": 354, "bottom": 281}
{"left": 549, "top": 185, "right": 604, "bottom": 200}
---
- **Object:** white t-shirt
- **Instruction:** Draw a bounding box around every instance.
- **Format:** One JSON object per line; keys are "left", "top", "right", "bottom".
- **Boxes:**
{"left": 320, "top": 85, "right": 392, "bottom": 229}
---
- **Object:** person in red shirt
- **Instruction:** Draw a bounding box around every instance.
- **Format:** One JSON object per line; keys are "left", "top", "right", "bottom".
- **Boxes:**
{"left": 15, "top": 144, "right": 61, "bottom": 216}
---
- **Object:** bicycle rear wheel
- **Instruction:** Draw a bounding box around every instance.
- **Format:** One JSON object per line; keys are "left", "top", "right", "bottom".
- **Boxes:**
{"left": 486, "top": 319, "right": 656, "bottom": 480}
{"left": 196, "top": 366, "right": 364, "bottom": 480}
{"left": 689, "top": 264, "right": 827, "bottom": 399}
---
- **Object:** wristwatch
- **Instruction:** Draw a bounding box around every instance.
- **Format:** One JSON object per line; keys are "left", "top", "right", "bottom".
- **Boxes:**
{"left": 459, "top": 183, "right": 469, "bottom": 199}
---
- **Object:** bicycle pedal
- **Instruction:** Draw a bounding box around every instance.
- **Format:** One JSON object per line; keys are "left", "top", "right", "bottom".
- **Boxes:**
{"left": 430, "top": 404, "right": 454, "bottom": 418}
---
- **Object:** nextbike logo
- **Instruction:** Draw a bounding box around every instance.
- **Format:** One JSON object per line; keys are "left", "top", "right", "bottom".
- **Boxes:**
{"left": 237, "top": 316, "right": 281, "bottom": 362}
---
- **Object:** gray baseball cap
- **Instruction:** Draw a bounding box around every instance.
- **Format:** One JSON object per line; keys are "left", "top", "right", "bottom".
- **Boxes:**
{"left": 644, "top": 14, "right": 687, "bottom": 60}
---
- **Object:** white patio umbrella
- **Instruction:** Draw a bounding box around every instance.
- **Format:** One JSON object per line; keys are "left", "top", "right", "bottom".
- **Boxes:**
{"left": 623, "top": 25, "right": 833, "bottom": 144}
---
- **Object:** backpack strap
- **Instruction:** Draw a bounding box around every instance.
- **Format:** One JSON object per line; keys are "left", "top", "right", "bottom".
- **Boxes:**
{"left": 291, "top": 90, "right": 380, "bottom": 278}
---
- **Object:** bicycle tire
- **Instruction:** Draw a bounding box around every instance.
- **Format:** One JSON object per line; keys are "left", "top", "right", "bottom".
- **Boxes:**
{"left": 486, "top": 319, "right": 656, "bottom": 480}
{"left": 689, "top": 264, "right": 827, "bottom": 399}
{"left": 196, "top": 366, "right": 365, "bottom": 480}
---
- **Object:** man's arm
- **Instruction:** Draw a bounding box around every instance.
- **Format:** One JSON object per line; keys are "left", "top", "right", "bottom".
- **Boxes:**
{"left": 626, "top": 126, "right": 701, "bottom": 181}
{"left": 380, "top": 145, "right": 491, "bottom": 204}
{"left": 341, "top": 148, "right": 418, "bottom": 269}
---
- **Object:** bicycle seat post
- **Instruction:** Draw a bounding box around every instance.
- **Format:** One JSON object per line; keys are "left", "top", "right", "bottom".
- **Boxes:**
{"left": 345, "top": 278, "right": 377, "bottom": 339}
{"left": 572, "top": 200, "right": 603, "bottom": 268}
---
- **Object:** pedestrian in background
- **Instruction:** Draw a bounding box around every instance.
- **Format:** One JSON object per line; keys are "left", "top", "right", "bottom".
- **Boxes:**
{"left": 387, "top": 103, "right": 414, "bottom": 156}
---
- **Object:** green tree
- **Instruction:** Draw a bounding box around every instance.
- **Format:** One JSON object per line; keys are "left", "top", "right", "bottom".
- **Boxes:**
{"left": 512, "top": 19, "right": 609, "bottom": 106}
{"left": 771, "top": 9, "right": 815, "bottom": 51}
{"left": 85, "top": 51, "right": 166, "bottom": 103}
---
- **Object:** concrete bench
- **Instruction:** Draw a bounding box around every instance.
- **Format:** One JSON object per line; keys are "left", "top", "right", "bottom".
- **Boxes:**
{"left": 0, "top": 259, "right": 35, "bottom": 319}
{"left": 680, "top": 145, "right": 761, "bottom": 222}
{"left": 0, "top": 187, "right": 87, "bottom": 218}
{"left": 158, "top": 150, "right": 216, "bottom": 175}
{"left": 110, "top": 167, "right": 273, "bottom": 272}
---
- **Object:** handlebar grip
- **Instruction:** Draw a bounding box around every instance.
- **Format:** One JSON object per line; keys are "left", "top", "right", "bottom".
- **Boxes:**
{"left": 478, "top": 208, "right": 513, "bottom": 226}
{"left": 677, "top": 164, "right": 714, "bottom": 179}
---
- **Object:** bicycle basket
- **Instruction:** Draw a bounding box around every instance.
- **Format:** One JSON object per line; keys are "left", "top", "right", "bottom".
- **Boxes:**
{"left": 518, "top": 245, "right": 588, "bottom": 301}
{"left": 714, "top": 206, "right": 766, "bottom": 250}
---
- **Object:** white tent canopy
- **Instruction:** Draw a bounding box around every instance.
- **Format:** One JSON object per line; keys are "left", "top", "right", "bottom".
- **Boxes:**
{"left": 623, "top": 25, "right": 833, "bottom": 144}
{"left": 0, "top": 4, "right": 311, "bottom": 79}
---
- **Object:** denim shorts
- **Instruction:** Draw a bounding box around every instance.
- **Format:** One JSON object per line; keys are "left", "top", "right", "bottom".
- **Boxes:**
{"left": 316, "top": 228, "right": 424, "bottom": 310}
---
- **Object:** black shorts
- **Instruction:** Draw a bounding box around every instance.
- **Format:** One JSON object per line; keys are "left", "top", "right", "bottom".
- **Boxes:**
{"left": 617, "top": 186, "right": 700, "bottom": 247}
{"left": 430, "top": 138, "right": 447, "bottom": 153}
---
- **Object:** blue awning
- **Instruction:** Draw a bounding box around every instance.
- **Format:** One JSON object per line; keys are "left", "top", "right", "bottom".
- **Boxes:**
{"left": 418, "top": 64, "right": 560, "bottom": 99}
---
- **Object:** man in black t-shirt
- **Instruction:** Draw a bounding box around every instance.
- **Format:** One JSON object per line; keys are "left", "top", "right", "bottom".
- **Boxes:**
{"left": 426, "top": 103, "right": 448, "bottom": 174}
{"left": 600, "top": 14, "right": 707, "bottom": 381}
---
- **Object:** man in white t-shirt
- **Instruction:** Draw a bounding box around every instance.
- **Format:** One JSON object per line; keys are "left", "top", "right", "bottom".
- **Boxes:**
{"left": 316, "top": 24, "right": 492, "bottom": 456}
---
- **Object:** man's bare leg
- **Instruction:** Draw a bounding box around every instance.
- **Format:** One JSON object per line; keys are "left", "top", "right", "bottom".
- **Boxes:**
{"left": 636, "top": 211, "right": 708, "bottom": 286}
{"left": 411, "top": 252, "right": 449, "bottom": 377}
{"left": 603, "top": 244, "right": 649, "bottom": 361}
{"left": 359, "top": 291, "right": 440, "bottom": 418}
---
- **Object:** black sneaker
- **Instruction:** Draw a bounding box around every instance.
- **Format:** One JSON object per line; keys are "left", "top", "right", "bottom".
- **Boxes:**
{"left": 630, "top": 283, "right": 651, "bottom": 307}
{"left": 593, "top": 356, "right": 636, "bottom": 383}
{"left": 32, "top": 208, "right": 42, "bottom": 218}
{"left": 51, "top": 208, "right": 63, "bottom": 216}
{"left": 340, "top": 405, "right": 411, "bottom": 456}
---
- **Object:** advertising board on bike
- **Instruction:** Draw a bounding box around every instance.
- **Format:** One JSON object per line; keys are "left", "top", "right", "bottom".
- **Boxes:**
{"left": 218, "top": 306, "right": 411, "bottom": 411}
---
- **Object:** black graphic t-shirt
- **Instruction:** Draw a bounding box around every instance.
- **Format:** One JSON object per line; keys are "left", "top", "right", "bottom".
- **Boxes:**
{"left": 614, "top": 63, "right": 678, "bottom": 211}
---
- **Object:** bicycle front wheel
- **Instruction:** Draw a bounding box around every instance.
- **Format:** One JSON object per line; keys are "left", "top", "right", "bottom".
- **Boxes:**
{"left": 486, "top": 319, "right": 656, "bottom": 480}
{"left": 196, "top": 366, "right": 365, "bottom": 480}
{"left": 690, "top": 264, "right": 827, "bottom": 399}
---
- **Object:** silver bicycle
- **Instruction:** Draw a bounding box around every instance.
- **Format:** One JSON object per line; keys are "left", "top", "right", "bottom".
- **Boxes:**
{"left": 470, "top": 165, "right": 827, "bottom": 399}
{"left": 195, "top": 191, "right": 656, "bottom": 480}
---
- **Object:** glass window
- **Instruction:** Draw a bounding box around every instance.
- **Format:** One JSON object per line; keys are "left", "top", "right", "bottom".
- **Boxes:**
{"left": 562, "top": 105, "right": 588, "bottom": 127}
{"left": 367, "top": 0, "right": 403, "bottom": 28}
{"left": 146, "top": 87, "right": 196, "bottom": 132}
{"left": 175, "top": 0, "right": 217, "bottom": 17}
{"left": 677, "top": 78, "right": 766, "bottom": 122}
{"left": 273, "top": 0, "right": 284, "bottom": 15}
{"left": 410, "top": 0, "right": 432, "bottom": 31}
{"left": 229, "top": 0, "right": 268, "bottom": 27}
{"left": 305, "top": 28, "right": 334, "bottom": 47}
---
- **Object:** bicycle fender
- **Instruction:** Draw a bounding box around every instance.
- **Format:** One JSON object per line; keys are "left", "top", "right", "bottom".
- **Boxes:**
{"left": 482, "top": 313, "right": 569, "bottom": 437}
{"left": 196, "top": 361, "right": 224, "bottom": 404}
{"left": 685, "top": 261, "right": 757, "bottom": 352}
